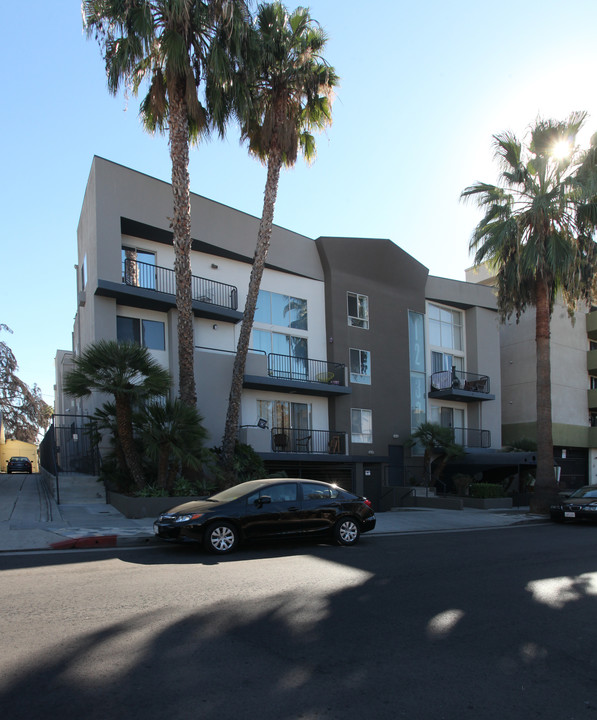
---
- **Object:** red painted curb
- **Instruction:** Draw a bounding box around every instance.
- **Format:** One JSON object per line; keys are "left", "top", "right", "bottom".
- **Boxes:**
{"left": 50, "top": 535, "right": 118, "bottom": 549}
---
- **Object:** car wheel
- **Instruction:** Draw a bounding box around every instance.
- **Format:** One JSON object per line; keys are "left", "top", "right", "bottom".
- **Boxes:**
{"left": 205, "top": 521, "right": 239, "bottom": 554}
{"left": 334, "top": 517, "right": 360, "bottom": 546}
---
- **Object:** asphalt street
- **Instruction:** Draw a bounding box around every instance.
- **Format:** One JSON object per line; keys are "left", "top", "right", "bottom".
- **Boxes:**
{"left": 1, "top": 523, "right": 595, "bottom": 720}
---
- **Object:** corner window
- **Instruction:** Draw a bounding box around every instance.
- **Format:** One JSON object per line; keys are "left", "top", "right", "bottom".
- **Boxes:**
{"left": 349, "top": 348, "right": 371, "bottom": 384}
{"left": 255, "top": 290, "right": 308, "bottom": 330}
{"left": 347, "top": 292, "right": 369, "bottom": 329}
{"left": 351, "top": 408, "right": 372, "bottom": 444}
{"left": 428, "top": 304, "right": 462, "bottom": 351}
{"left": 117, "top": 316, "right": 165, "bottom": 351}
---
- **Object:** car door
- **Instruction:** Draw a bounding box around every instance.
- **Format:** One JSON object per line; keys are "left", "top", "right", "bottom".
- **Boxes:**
{"left": 241, "top": 483, "right": 302, "bottom": 539}
{"left": 298, "top": 482, "right": 341, "bottom": 534}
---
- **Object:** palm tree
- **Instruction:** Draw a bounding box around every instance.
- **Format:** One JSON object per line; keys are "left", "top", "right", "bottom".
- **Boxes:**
{"left": 220, "top": 2, "right": 338, "bottom": 473}
{"left": 461, "top": 113, "right": 597, "bottom": 513}
{"left": 407, "top": 422, "right": 464, "bottom": 490}
{"left": 139, "top": 398, "right": 209, "bottom": 491}
{"left": 83, "top": 0, "right": 249, "bottom": 407}
{"left": 64, "top": 340, "right": 172, "bottom": 489}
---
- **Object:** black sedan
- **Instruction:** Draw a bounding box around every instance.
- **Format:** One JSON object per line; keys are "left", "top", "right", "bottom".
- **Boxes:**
{"left": 550, "top": 485, "right": 597, "bottom": 522}
{"left": 153, "top": 478, "right": 376, "bottom": 554}
{"left": 6, "top": 456, "right": 32, "bottom": 474}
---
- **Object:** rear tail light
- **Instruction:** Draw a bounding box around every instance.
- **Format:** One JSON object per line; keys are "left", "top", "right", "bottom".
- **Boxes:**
{"left": 363, "top": 498, "right": 372, "bottom": 507}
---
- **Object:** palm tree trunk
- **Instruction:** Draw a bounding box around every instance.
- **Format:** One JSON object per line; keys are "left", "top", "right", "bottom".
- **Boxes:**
{"left": 221, "top": 147, "right": 283, "bottom": 476}
{"left": 115, "top": 395, "right": 145, "bottom": 489}
{"left": 169, "top": 82, "right": 197, "bottom": 408}
{"left": 531, "top": 276, "right": 557, "bottom": 513}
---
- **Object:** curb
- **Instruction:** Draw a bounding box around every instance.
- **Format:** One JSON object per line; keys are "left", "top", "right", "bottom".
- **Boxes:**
{"left": 48, "top": 533, "right": 156, "bottom": 550}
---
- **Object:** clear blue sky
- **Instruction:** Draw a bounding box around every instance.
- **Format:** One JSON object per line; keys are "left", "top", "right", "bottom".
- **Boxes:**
{"left": 2, "top": 0, "right": 597, "bottom": 407}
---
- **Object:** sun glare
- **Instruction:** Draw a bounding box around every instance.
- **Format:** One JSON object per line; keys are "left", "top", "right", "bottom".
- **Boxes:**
{"left": 552, "top": 139, "right": 572, "bottom": 159}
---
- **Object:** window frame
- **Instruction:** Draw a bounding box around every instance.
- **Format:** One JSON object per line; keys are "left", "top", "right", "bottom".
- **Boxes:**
{"left": 349, "top": 347, "right": 371, "bottom": 384}
{"left": 347, "top": 292, "right": 369, "bottom": 329}
{"left": 116, "top": 315, "right": 166, "bottom": 351}
{"left": 351, "top": 408, "right": 373, "bottom": 444}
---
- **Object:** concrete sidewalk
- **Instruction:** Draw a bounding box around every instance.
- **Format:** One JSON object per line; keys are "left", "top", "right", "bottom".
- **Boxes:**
{"left": 0, "top": 473, "right": 546, "bottom": 553}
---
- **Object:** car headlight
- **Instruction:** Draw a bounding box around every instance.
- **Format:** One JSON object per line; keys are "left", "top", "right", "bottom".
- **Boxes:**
{"left": 174, "top": 513, "right": 203, "bottom": 523}
{"left": 584, "top": 505, "right": 597, "bottom": 512}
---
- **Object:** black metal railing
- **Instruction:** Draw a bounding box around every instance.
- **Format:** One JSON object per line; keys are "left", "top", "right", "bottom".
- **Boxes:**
{"left": 450, "top": 427, "right": 491, "bottom": 448}
{"left": 430, "top": 369, "right": 491, "bottom": 394}
{"left": 268, "top": 353, "right": 346, "bottom": 385}
{"left": 39, "top": 414, "right": 101, "bottom": 503}
{"left": 271, "top": 428, "right": 347, "bottom": 454}
{"left": 122, "top": 258, "right": 238, "bottom": 310}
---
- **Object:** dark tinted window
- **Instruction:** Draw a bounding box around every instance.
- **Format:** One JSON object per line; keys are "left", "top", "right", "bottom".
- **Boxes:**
{"left": 301, "top": 483, "right": 340, "bottom": 500}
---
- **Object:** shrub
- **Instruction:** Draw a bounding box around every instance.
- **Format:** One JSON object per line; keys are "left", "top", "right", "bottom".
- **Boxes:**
{"left": 469, "top": 483, "right": 504, "bottom": 499}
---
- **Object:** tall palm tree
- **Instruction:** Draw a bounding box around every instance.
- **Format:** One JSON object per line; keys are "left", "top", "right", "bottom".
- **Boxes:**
{"left": 461, "top": 113, "right": 597, "bottom": 512}
{"left": 83, "top": 0, "right": 249, "bottom": 407}
{"left": 64, "top": 340, "right": 172, "bottom": 489}
{"left": 220, "top": 2, "right": 338, "bottom": 472}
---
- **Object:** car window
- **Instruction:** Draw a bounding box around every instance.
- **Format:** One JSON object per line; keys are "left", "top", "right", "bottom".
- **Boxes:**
{"left": 247, "top": 484, "right": 298, "bottom": 504}
{"left": 573, "top": 487, "right": 597, "bottom": 498}
{"left": 301, "top": 483, "right": 339, "bottom": 500}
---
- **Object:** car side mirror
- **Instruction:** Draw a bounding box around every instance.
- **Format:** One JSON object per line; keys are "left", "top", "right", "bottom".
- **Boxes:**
{"left": 256, "top": 495, "right": 272, "bottom": 507}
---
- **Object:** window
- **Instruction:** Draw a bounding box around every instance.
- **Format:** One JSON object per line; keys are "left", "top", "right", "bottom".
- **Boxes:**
{"left": 428, "top": 304, "right": 462, "bottom": 350}
{"left": 591, "top": 376, "right": 597, "bottom": 390}
{"left": 257, "top": 400, "right": 311, "bottom": 432}
{"left": 255, "top": 290, "right": 307, "bottom": 330}
{"left": 81, "top": 255, "right": 87, "bottom": 291}
{"left": 122, "top": 247, "right": 156, "bottom": 290}
{"left": 350, "top": 348, "right": 371, "bottom": 384}
{"left": 301, "top": 483, "right": 340, "bottom": 501}
{"left": 351, "top": 408, "right": 372, "bottom": 444}
{"left": 409, "top": 311, "right": 427, "bottom": 452}
{"left": 247, "top": 483, "right": 298, "bottom": 504}
{"left": 347, "top": 292, "right": 369, "bottom": 329}
{"left": 117, "top": 316, "right": 165, "bottom": 351}
{"left": 431, "top": 351, "right": 464, "bottom": 374}
{"left": 253, "top": 330, "right": 308, "bottom": 378}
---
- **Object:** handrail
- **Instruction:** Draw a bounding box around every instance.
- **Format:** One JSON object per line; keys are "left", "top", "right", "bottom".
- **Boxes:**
{"left": 268, "top": 353, "right": 346, "bottom": 386}
{"left": 271, "top": 427, "right": 347, "bottom": 454}
{"left": 122, "top": 258, "right": 238, "bottom": 310}
{"left": 430, "top": 369, "right": 491, "bottom": 394}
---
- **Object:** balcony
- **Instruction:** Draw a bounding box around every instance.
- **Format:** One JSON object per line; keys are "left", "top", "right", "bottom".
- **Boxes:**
{"left": 243, "top": 352, "right": 351, "bottom": 397}
{"left": 451, "top": 427, "right": 491, "bottom": 448}
{"left": 270, "top": 428, "right": 348, "bottom": 454}
{"left": 95, "top": 259, "right": 242, "bottom": 323}
{"left": 429, "top": 369, "right": 495, "bottom": 403}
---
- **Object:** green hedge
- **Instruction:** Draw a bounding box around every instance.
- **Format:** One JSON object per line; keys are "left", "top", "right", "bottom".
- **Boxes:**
{"left": 469, "top": 483, "right": 504, "bottom": 499}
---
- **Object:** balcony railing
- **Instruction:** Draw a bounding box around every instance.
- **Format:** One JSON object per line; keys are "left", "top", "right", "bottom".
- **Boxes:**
{"left": 450, "top": 427, "right": 491, "bottom": 448}
{"left": 430, "top": 369, "right": 491, "bottom": 394}
{"left": 122, "top": 258, "right": 238, "bottom": 310}
{"left": 268, "top": 353, "right": 346, "bottom": 386}
{"left": 271, "top": 428, "right": 347, "bottom": 454}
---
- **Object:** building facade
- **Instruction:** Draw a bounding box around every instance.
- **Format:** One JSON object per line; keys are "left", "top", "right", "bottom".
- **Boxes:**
{"left": 57, "top": 157, "right": 503, "bottom": 503}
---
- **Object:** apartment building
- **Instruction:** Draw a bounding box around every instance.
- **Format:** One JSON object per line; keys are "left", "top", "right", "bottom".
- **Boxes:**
{"left": 58, "top": 156, "right": 503, "bottom": 503}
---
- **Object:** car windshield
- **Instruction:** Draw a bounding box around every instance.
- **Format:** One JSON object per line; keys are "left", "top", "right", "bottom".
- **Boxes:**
{"left": 570, "top": 486, "right": 597, "bottom": 499}
{"left": 208, "top": 480, "right": 270, "bottom": 503}
{"left": 11, "top": 457, "right": 28, "bottom": 462}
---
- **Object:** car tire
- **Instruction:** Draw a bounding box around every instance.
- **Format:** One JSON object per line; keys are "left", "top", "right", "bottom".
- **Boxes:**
{"left": 204, "top": 521, "right": 239, "bottom": 554}
{"left": 334, "top": 517, "right": 360, "bottom": 546}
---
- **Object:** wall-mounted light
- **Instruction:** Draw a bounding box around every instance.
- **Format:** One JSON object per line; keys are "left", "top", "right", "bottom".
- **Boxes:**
{"left": 392, "top": 433, "right": 399, "bottom": 439}
{"left": 367, "top": 450, "right": 375, "bottom": 455}
{"left": 212, "top": 324, "right": 218, "bottom": 330}
{"left": 329, "top": 337, "right": 333, "bottom": 343}
{"left": 211, "top": 263, "right": 218, "bottom": 269}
